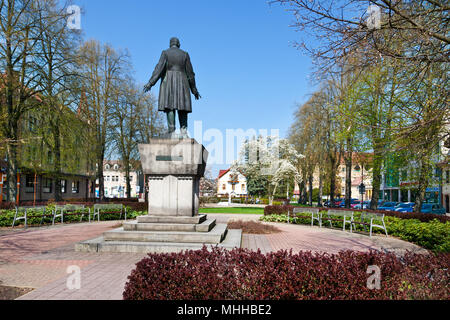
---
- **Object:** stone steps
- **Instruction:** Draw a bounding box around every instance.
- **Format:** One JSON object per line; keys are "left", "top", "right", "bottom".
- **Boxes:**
{"left": 103, "top": 223, "right": 228, "bottom": 244}
{"left": 137, "top": 215, "right": 207, "bottom": 224}
{"left": 75, "top": 229, "right": 243, "bottom": 254}
{"left": 123, "top": 218, "right": 216, "bottom": 232}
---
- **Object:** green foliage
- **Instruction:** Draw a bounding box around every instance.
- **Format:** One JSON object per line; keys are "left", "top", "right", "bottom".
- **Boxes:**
{"left": 246, "top": 174, "right": 269, "bottom": 197}
{"left": 0, "top": 208, "right": 146, "bottom": 227}
{"left": 385, "top": 217, "right": 450, "bottom": 253}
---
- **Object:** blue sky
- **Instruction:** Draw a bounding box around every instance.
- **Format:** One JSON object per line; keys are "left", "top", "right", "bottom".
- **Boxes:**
{"left": 73, "top": 0, "right": 316, "bottom": 176}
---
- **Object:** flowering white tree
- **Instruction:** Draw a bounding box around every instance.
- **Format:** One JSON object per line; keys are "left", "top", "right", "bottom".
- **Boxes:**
{"left": 233, "top": 136, "right": 304, "bottom": 204}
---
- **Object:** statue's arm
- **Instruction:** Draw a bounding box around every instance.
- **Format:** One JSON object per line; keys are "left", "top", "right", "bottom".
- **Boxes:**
{"left": 144, "top": 51, "right": 167, "bottom": 92}
{"left": 185, "top": 53, "right": 201, "bottom": 99}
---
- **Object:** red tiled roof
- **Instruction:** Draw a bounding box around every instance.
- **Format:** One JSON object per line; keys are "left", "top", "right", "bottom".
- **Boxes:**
{"left": 218, "top": 169, "right": 230, "bottom": 179}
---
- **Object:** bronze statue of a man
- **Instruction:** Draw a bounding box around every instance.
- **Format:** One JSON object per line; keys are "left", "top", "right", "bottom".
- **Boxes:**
{"left": 144, "top": 37, "right": 201, "bottom": 137}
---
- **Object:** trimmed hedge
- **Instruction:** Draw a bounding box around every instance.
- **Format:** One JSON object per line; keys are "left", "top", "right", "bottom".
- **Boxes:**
{"left": 123, "top": 247, "right": 449, "bottom": 300}
{"left": 264, "top": 205, "right": 294, "bottom": 216}
{"left": 261, "top": 214, "right": 450, "bottom": 253}
{"left": 0, "top": 209, "right": 147, "bottom": 227}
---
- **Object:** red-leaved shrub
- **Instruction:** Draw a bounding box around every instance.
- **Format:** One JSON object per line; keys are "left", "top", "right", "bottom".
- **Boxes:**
{"left": 264, "top": 205, "right": 294, "bottom": 216}
{"left": 123, "top": 247, "right": 449, "bottom": 300}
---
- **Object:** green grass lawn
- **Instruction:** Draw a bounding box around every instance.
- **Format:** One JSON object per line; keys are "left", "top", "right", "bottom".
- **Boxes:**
{"left": 199, "top": 207, "right": 264, "bottom": 214}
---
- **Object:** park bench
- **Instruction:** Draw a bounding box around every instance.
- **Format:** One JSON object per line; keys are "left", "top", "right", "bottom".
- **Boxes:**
{"left": 92, "top": 204, "right": 127, "bottom": 222}
{"left": 353, "top": 212, "right": 388, "bottom": 237}
{"left": 290, "top": 207, "right": 321, "bottom": 227}
{"left": 53, "top": 204, "right": 91, "bottom": 225}
{"left": 12, "top": 206, "right": 50, "bottom": 229}
{"left": 321, "top": 209, "right": 355, "bottom": 232}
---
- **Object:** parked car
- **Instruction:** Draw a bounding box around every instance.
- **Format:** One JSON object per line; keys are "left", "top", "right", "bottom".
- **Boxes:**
{"left": 338, "top": 199, "right": 359, "bottom": 208}
{"left": 354, "top": 201, "right": 371, "bottom": 210}
{"left": 395, "top": 202, "right": 415, "bottom": 213}
{"left": 378, "top": 202, "right": 399, "bottom": 211}
{"left": 324, "top": 198, "right": 343, "bottom": 208}
{"left": 420, "top": 203, "right": 446, "bottom": 215}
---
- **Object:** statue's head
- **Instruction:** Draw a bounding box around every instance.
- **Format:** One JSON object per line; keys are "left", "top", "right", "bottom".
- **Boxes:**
{"left": 170, "top": 37, "right": 180, "bottom": 48}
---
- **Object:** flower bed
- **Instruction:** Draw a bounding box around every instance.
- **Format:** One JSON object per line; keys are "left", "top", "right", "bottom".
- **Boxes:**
{"left": 123, "top": 247, "right": 449, "bottom": 300}
{"left": 227, "top": 220, "right": 282, "bottom": 234}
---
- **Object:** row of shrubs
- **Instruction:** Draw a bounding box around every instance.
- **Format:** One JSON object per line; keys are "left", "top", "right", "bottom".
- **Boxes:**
{"left": 0, "top": 208, "right": 147, "bottom": 227}
{"left": 261, "top": 213, "right": 450, "bottom": 253}
{"left": 263, "top": 205, "right": 450, "bottom": 223}
{"left": 123, "top": 246, "right": 449, "bottom": 300}
{"left": 0, "top": 200, "right": 148, "bottom": 212}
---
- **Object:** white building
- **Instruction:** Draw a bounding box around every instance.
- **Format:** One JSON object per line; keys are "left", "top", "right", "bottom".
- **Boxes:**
{"left": 97, "top": 160, "right": 141, "bottom": 198}
{"left": 216, "top": 169, "right": 247, "bottom": 198}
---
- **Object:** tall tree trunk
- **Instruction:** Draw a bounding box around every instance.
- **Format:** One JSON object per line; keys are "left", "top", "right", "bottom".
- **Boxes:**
{"left": 125, "top": 159, "right": 131, "bottom": 199}
{"left": 318, "top": 172, "right": 323, "bottom": 207}
{"left": 345, "top": 156, "right": 352, "bottom": 208}
{"left": 54, "top": 124, "right": 62, "bottom": 202}
{"left": 329, "top": 154, "right": 337, "bottom": 207}
{"left": 98, "top": 156, "right": 104, "bottom": 201}
{"left": 414, "top": 155, "right": 432, "bottom": 213}
{"left": 370, "top": 146, "right": 383, "bottom": 209}
{"left": 308, "top": 174, "right": 313, "bottom": 206}
{"left": 6, "top": 143, "right": 18, "bottom": 203}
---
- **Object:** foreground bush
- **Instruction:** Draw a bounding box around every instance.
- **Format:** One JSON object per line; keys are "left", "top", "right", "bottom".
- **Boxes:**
{"left": 123, "top": 247, "right": 449, "bottom": 300}
{"left": 261, "top": 214, "right": 450, "bottom": 253}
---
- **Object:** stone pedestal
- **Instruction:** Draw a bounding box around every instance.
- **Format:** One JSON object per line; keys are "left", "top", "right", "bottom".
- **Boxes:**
{"left": 76, "top": 138, "right": 242, "bottom": 254}
{"left": 139, "top": 138, "right": 207, "bottom": 217}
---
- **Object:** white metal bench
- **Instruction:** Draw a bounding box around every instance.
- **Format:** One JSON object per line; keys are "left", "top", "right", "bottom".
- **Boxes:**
{"left": 322, "top": 210, "right": 355, "bottom": 232}
{"left": 357, "top": 212, "right": 388, "bottom": 237}
{"left": 291, "top": 207, "right": 321, "bottom": 227}
{"left": 12, "top": 206, "right": 48, "bottom": 228}
{"left": 93, "top": 204, "right": 127, "bottom": 222}
{"left": 53, "top": 204, "right": 91, "bottom": 225}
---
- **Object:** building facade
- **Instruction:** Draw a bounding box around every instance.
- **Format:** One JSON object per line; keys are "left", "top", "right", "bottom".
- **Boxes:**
{"left": 1, "top": 105, "right": 95, "bottom": 203}
{"left": 294, "top": 153, "right": 373, "bottom": 201}
{"left": 98, "top": 160, "right": 143, "bottom": 199}
{"left": 216, "top": 169, "right": 247, "bottom": 198}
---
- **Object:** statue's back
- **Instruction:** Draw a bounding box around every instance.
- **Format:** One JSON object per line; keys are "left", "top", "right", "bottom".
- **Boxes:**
{"left": 165, "top": 47, "right": 188, "bottom": 72}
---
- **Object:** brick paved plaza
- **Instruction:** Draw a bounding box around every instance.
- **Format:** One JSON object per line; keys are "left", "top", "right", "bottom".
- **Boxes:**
{"left": 0, "top": 214, "right": 426, "bottom": 300}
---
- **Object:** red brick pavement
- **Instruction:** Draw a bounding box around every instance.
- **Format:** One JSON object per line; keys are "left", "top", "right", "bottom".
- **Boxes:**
{"left": 0, "top": 215, "right": 426, "bottom": 300}
{"left": 0, "top": 222, "right": 119, "bottom": 263}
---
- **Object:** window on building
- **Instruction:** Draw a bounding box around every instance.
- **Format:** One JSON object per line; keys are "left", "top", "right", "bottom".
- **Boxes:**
{"left": 43, "top": 178, "right": 52, "bottom": 193}
{"left": 222, "top": 184, "right": 226, "bottom": 190}
{"left": 47, "top": 151, "right": 53, "bottom": 164}
{"left": 114, "top": 164, "right": 119, "bottom": 171}
{"left": 445, "top": 170, "right": 449, "bottom": 184}
{"left": 72, "top": 181, "right": 80, "bottom": 194}
{"left": 28, "top": 116, "right": 38, "bottom": 133}
{"left": 25, "top": 175, "right": 34, "bottom": 193}
{"left": 242, "top": 184, "right": 245, "bottom": 192}
{"left": 401, "top": 170, "right": 408, "bottom": 181}
{"left": 105, "top": 176, "right": 109, "bottom": 182}
{"left": 61, "top": 180, "right": 67, "bottom": 193}
{"left": 105, "top": 164, "right": 110, "bottom": 170}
